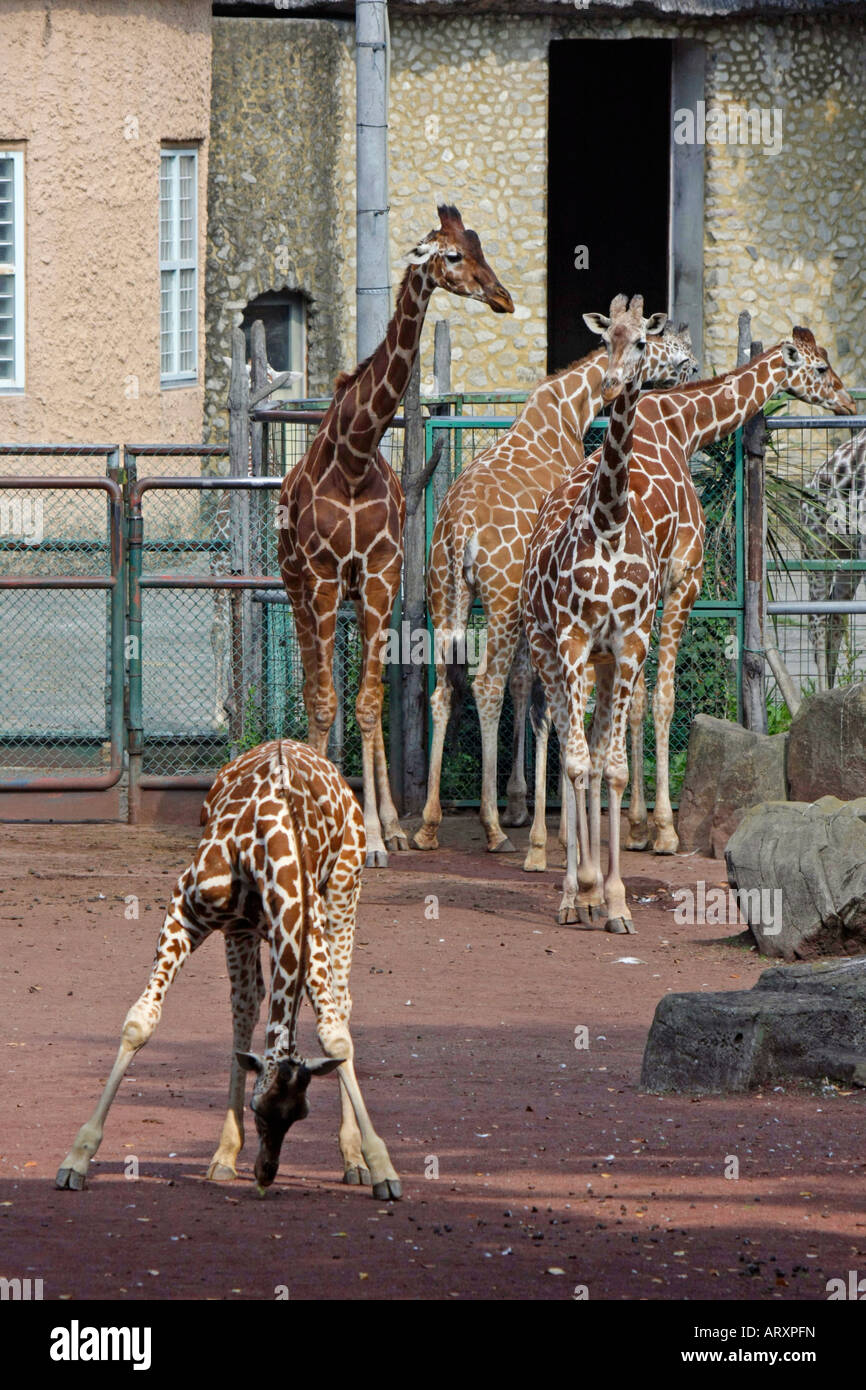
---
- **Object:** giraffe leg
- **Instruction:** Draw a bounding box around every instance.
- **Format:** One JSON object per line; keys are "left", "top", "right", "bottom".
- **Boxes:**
{"left": 305, "top": 584, "right": 340, "bottom": 758}
{"left": 575, "top": 666, "right": 611, "bottom": 927}
{"left": 207, "top": 930, "right": 266, "bottom": 1182}
{"left": 601, "top": 650, "right": 645, "bottom": 934}
{"left": 56, "top": 882, "right": 213, "bottom": 1190}
{"left": 652, "top": 576, "right": 700, "bottom": 855}
{"left": 502, "top": 634, "right": 532, "bottom": 827}
{"left": 826, "top": 563, "right": 861, "bottom": 688}
{"left": 624, "top": 667, "right": 650, "bottom": 850}
{"left": 523, "top": 680, "right": 551, "bottom": 871}
{"left": 413, "top": 652, "right": 451, "bottom": 850}
{"left": 473, "top": 622, "right": 520, "bottom": 852}
{"left": 354, "top": 578, "right": 406, "bottom": 865}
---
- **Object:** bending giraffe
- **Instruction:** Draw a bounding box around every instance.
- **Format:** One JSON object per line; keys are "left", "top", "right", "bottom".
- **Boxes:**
{"left": 278, "top": 206, "right": 513, "bottom": 866}
{"left": 523, "top": 294, "right": 667, "bottom": 933}
{"left": 524, "top": 326, "right": 855, "bottom": 873}
{"left": 413, "top": 322, "right": 696, "bottom": 854}
{"left": 801, "top": 427, "right": 866, "bottom": 689}
{"left": 56, "top": 741, "right": 401, "bottom": 1199}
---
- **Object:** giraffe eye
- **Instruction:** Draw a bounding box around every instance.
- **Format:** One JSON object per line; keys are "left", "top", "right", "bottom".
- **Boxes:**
{"left": 816, "top": 362, "right": 829, "bottom": 374}
{"left": 444, "top": 251, "right": 462, "bottom": 263}
{"left": 637, "top": 340, "right": 646, "bottom": 350}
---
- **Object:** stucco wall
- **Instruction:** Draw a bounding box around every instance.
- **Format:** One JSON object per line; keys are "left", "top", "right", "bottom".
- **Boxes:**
{"left": 0, "top": 0, "right": 211, "bottom": 447}
{"left": 205, "top": 17, "right": 353, "bottom": 441}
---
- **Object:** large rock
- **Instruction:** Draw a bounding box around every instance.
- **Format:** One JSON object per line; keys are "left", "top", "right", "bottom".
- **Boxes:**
{"left": 788, "top": 682, "right": 866, "bottom": 802}
{"left": 676, "top": 714, "right": 787, "bottom": 857}
{"left": 724, "top": 797, "right": 866, "bottom": 960}
{"left": 641, "top": 957, "right": 866, "bottom": 1093}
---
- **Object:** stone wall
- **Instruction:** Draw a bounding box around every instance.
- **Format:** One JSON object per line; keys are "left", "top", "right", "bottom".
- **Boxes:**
{"left": 0, "top": 0, "right": 211, "bottom": 446}
{"left": 206, "top": 9, "right": 864, "bottom": 428}
{"left": 205, "top": 17, "right": 354, "bottom": 440}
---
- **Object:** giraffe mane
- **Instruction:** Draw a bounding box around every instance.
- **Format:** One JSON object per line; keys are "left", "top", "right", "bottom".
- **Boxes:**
{"left": 331, "top": 263, "right": 418, "bottom": 395}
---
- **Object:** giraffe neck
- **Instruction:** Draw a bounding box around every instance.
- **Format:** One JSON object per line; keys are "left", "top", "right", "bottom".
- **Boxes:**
{"left": 584, "top": 372, "right": 642, "bottom": 541}
{"left": 666, "top": 347, "right": 788, "bottom": 454}
{"left": 331, "top": 264, "right": 435, "bottom": 478}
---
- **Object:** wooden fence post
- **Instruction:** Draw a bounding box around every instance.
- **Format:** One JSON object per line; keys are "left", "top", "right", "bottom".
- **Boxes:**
{"left": 742, "top": 329, "right": 769, "bottom": 733}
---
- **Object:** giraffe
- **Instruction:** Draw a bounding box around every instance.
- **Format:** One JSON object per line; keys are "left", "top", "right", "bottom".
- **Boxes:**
{"left": 522, "top": 295, "right": 667, "bottom": 932}
{"left": 523, "top": 327, "right": 855, "bottom": 874}
{"left": 801, "top": 427, "right": 866, "bottom": 689}
{"left": 278, "top": 205, "right": 513, "bottom": 867}
{"left": 56, "top": 740, "right": 401, "bottom": 1199}
{"left": 413, "top": 322, "right": 696, "bottom": 854}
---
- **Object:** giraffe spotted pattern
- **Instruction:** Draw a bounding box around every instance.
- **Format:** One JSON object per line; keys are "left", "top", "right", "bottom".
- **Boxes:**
{"left": 56, "top": 740, "right": 401, "bottom": 1200}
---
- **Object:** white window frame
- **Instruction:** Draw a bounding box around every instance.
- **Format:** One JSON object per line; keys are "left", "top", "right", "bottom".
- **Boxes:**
{"left": 0, "top": 150, "right": 25, "bottom": 392}
{"left": 159, "top": 148, "right": 198, "bottom": 387}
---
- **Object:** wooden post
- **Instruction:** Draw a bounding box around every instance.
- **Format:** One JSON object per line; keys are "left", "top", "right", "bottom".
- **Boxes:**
{"left": 228, "top": 325, "right": 251, "bottom": 752}
{"left": 432, "top": 319, "right": 452, "bottom": 518}
{"left": 742, "top": 332, "right": 768, "bottom": 733}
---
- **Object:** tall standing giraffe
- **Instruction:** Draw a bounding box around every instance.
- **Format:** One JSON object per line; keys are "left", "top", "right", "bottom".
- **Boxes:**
{"left": 801, "top": 427, "right": 866, "bottom": 689}
{"left": 523, "top": 295, "right": 667, "bottom": 932}
{"left": 524, "top": 327, "right": 855, "bottom": 872}
{"left": 413, "top": 323, "right": 696, "bottom": 854}
{"left": 56, "top": 740, "right": 401, "bottom": 1199}
{"left": 278, "top": 206, "right": 513, "bottom": 866}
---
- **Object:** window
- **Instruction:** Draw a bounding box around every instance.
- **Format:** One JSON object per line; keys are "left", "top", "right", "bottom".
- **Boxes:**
{"left": 159, "top": 149, "right": 198, "bottom": 384}
{"left": 0, "top": 151, "right": 24, "bottom": 390}
{"left": 241, "top": 290, "right": 306, "bottom": 400}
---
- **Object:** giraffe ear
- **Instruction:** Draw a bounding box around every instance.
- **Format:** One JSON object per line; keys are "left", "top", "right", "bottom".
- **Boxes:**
{"left": 781, "top": 340, "right": 803, "bottom": 368}
{"left": 405, "top": 237, "right": 438, "bottom": 267}
{"left": 583, "top": 312, "right": 610, "bottom": 337}
{"left": 236, "top": 1051, "right": 264, "bottom": 1075}
{"left": 645, "top": 312, "right": 668, "bottom": 336}
{"left": 302, "top": 1056, "right": 343, "bottom": 1079}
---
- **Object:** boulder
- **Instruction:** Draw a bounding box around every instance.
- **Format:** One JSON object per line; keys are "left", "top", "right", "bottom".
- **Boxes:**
{"left": 724, "top": 798, "right": 866, "bottom": 960}
{"left": 640, "top": 956, "right": 866, "bottom": 1093}
{"left": 676, "top": 714, "right": 787, "bottom": 857}
{"left": 787, "top": 682, "right": 866, "bottom": 802}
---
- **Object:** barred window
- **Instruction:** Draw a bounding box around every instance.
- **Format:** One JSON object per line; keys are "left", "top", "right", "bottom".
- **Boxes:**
{"left": 159, "top": 149, "right": 198, "bottom": 385}
{"left": 0, "top": 151, "right": 24, "bottom": 389}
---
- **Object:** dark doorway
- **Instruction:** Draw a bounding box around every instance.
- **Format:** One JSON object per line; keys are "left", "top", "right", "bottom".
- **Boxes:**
{"left": 547, "top": 39, "right": 672, "bottom": 373}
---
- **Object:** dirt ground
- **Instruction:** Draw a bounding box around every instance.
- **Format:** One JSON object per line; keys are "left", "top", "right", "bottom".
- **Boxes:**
{"left": 2, "top": 811, "right": 864, "bottom": 1303}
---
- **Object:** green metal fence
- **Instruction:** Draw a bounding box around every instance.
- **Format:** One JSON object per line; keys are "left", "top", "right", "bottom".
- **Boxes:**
{"left": 2, "top": 395, "right": 865, "bottom": 818}
{"left": 421, "top": 413, "right": 744, "bottom": 810}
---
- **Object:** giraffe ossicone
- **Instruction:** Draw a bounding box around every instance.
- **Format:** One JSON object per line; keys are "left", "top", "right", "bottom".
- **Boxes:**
{"left": 56, "top": 741, "right": 401, "bottom": 1200}
{"left": 277, "top": 205, "right": 513, "bottom": 868}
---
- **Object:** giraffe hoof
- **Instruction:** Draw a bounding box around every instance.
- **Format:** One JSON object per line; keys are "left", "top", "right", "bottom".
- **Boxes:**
{"left": 343, "top": 1164, "right": 372, "bottom": 1187}
{"left": 488, "top": 837, "right": 517, "bottom": 854}
{"left": 412, "top": 828, "right": 439, "bottom": 851}
{"left": 55, "top": 1167, "right": 87, "bottom": 1191}
{"left": 365, "top": 849, "right": 388, "bottom": 868}
{"left": 372, "top": 1178, "right": 402, "bottom": 1201}
{"left": 206, "top": 1162, "right": 238, "bottom": 1183}
{"left": 384, "top": 831, "right": 410, "bottom": 853}
{"left": 501, "top": 808, "right": 529, "bottom": 828}
{"left": 605, "top": 917, "right": 636, "bottom": 935}
{"left": 557, "top": 904, "right": 579, "bottom": 925}
{"left": 625, "top": 833, "right": 650, "bottom": 852}
{"left": 522, "top": 848, "right": 547, "bottom": 872}
{"left": 652, "top": 829, "right": 679, "bottom": 855}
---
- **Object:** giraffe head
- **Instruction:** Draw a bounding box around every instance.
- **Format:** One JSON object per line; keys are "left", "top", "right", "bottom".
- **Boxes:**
{"left": 778, "top": 327, "right": 855, "bottom": 415}
{"left": 648, "top": 322, "right": 698, "bottom": 388}
{"left": 406, "top": 204, "right": 515, "bottom": 314}
{"left": 583, "top": 294, "right": 668, "bottom": 404}
{"left": 237, "top": 1045, "right": 341, "bottom": 1189}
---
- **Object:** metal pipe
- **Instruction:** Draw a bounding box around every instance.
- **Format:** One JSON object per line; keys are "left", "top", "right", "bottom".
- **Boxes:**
{"left": 767, "top": 601, "right": 866, "bottom": 614}
{"left": 355, "top": 0, "right": 390, "bottom": 360}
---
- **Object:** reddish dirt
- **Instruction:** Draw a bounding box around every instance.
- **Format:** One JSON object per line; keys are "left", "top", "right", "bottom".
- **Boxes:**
{"left": 2, "top": 812, "right": 864, "bottom": 1302}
